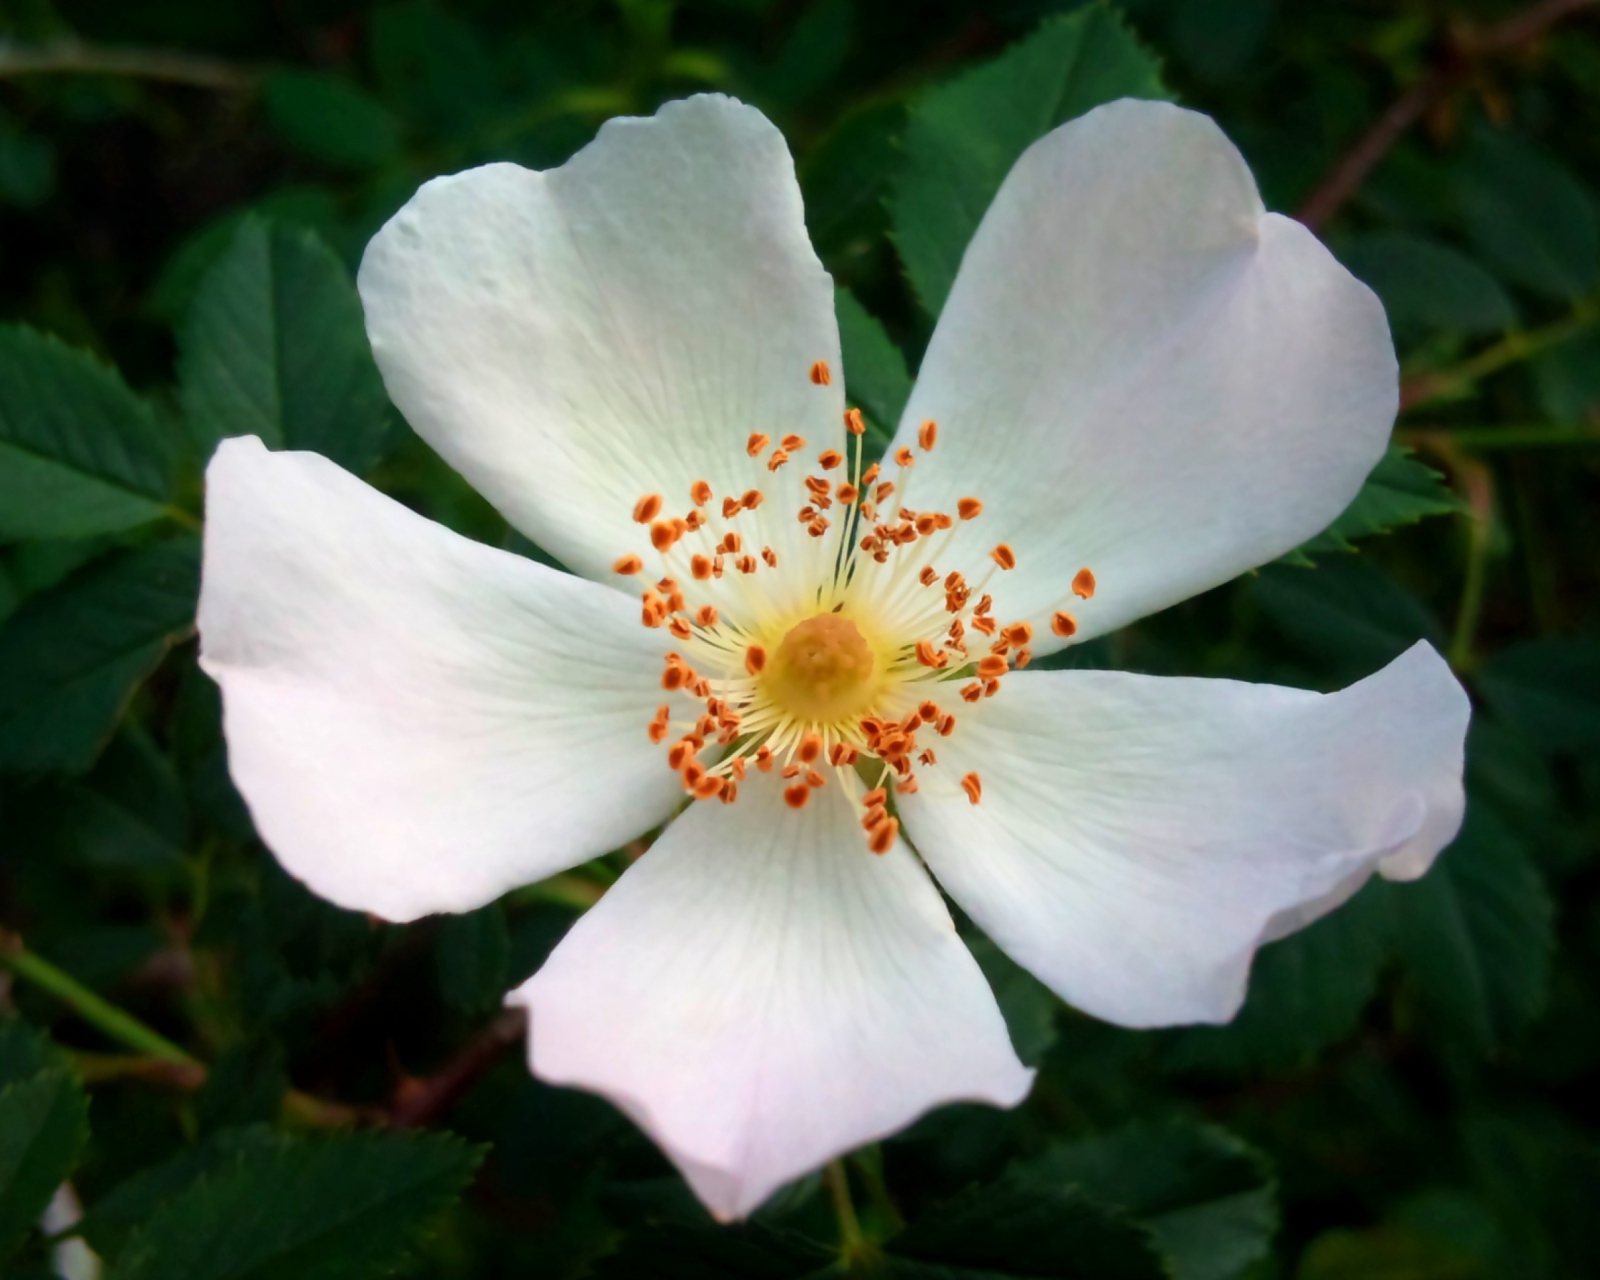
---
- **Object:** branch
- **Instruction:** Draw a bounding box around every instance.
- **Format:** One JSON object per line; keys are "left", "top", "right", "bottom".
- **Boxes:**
{"left": 0, "top": 38, "right": 256, "bottom": 91}
{"left": 1297, "top": 0, "right": 1598, "bottom": 230}
{"left": 388, "top": 1009, "right": 527, "bottom": 1128}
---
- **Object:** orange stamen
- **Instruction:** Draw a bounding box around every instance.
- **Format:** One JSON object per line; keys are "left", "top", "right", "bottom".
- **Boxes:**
{"left": 1073, "top": 567, "right": 1096, "bottom": 599}
{"left": 991, "top": 543, "right": 1017, "bottom": 570}
{"left": 960, "top": 773, "right": 982, "bottom": 805}
{"left": 747, "top": 432, "right": 770, "bottom": 457}
{"left": 745, "top": 645, "right": 767, "bottom": 675}
{"left": 917, "top": 419, "right": 938, "bottom": 451}
{"left": 784, "top": 784, "right": 810, "bottom": 809}
{"left": 1050, "top": 611, "right": 1078, "bottom": 638}
{"left": 844, "top": 409, "right": 865, "bottom": 436}
{"left": 612, "top": 554, "right": 642, "bottom": 575}
{"left": 691, "top": 479, "right": 713, "bottom": 505}
{"left": 633, "top": 493, "right": 663, "bottom": 524}
{"left": 810, "top": 360, "right": 832, "bottom": 386}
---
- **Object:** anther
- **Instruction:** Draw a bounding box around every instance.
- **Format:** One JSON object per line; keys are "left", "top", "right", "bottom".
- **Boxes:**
{"left": 918, "top": 701, "right": 939, "bottom": 723}
{"left": 633, "top": 494, "right": 663, "bottom": 524}
{"left": 798, "top": 733, "right": 822, "bottom": 764}
{"left": 742, "top": 489, "right": 763, "bottom": 509}
{"left": 918, "top": 749, "right": 937, "bottom": 766}
{"left": 1015, "top": 648, "right": 1032, "bottom": 668}
{"left": 747, "top": 432, "right": 770, "bottom": 457}
{"left": 650, "top": 522, "right": 679, "bottom": 551}
{"left": 936, "top": 713, "right": 956, "bottom": 736}
{"left": 960, "top": 682, "right": 983, "bottom": 703}
{"left": 693, "top": 775, "right": 725, "bottom": 801}
{"left": 767, "top": 449, "right": 789, "bottom": 472}
{"left": 722, "top": 497, "right": 740, "bottom": 519}
{"left": 810, "top": 360, "right": 832, "bottom": 386}
{"left": 755, "top": 744, "right": 775, "bottom": 772}
{"left": 829, "top": 743, "right": 859, "bottom": 766}
{"left": 690, "top": 554, "right": 713, "bottom": 580}
{"left": 837, "top": 483, "right": 858, "bottom": 504}
{"left": 612, "top": 554, "right": 643, "bottom": 575}
{"left": 690, "top": 480, "right": 713, "bottom": 507}
{"left": 983, "top": 678, "right": 1001, "bottom": 697}
{"left": 915, "top": 514, "right": 938, "bottom": 535}
{"left": 862, "top": 463, "right": 881, "bottom": 485}
{"left": 696, "top": 605, "right": 719, "bottom": 627}
{"left": 783, "top": 762, "right": 802, "bottom": 779}
{"left": 1004, "top": 622, "right": 1033, "bottom": 645}
{"left": 894, "top": 776, "right": 919, "bottom": 795}
{"left": 668, "top": 617, "right": 692, "bottom": 640}
{"left": 867, "top": 818, "right": 898, "bottom": 855}
{"left": 862, "top": 787, "right": 887, "bottom": 809}
{"left": 918, "top": 420, "right": 938, "bottom": 451}
{"left": 730, "top": 758, "right": 748, "bottom": 781}
{"left": 762, "top": 546, "right": 778, "bottom": 567}
{"left": 784, "top": 783, "right": 811, "bottom": 809}
{"left": 806, "top": 770, "right": 826, "bottom": 789}
{"left": 919, "top": 567, "right": 938, "bottom": 586}
{"left": 894, "top": 446, "right": 915, "bottom": 467}
{"left": 875, "top": 481, "right": 895, "bottom": 503}
{"left": 960, "top": 773, "right": 982, "bottom": 805}
{"left": 991, "top": 544, "right": 1017, "bottom": 570}
{"left": 720, "top": 782, "right": 738, "bottom": 804}
{"left": 745, "top": 645, "right": 767, "bottom": 675}
{"left": 977, "top": 655, "right": 1008, "bottom": 679}
{"left": 781, "top": 434, "right": 806, "bottom": 453}
{"left": 647, "top": 720, "right": 669, "bottom": 743}
{"left": 720, "top": 532, "right": 743, "bottom": 553}
{"left": 684, "top": 510, "right": 704, "bottom": 531}
{"left": 1050, "top": 611, "right": 1078, "bottom": 638}
{"left": 737, "top": 554, "right": 757, "bottom": 574}
{"left": 843, "top": 409, "right": 864, "bottom": 436}
{"left": 915, "top": 640, "right": 947, "bottom": 668}
{"left": 662, "top": 666, "right": 686, "bottom": 691}
{"left": 1073, "top": 568, "right": 1097, "bottom": 599}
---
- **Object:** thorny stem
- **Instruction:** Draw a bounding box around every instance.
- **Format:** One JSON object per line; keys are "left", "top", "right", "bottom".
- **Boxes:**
{"left": 1406, "top": 437, "right": 1496, "bottom": 672}
{"left": 1, "top": 932, "right": 201, "bottom": 1068}
{"left": 1296, "top": 0, "right": 1599, "bottom": 230}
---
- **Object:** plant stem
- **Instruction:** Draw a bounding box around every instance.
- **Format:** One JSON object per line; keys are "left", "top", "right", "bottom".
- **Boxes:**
{"left": 1401, "top": 301, "right": 1599, "bottom": 410}
{"left": 825, "top": 1160, "right": 870, "bottom": 1262}
{"left": 0, "top": 38, "right": 255, "bottom": 90}
{"left": 0, "top": 935, "right": 201, "bottom": 1068}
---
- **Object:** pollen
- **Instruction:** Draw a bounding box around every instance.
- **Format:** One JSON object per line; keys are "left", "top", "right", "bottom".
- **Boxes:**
{"left": 917, "top": 420, "right": 938, "bottom": 451}
{"left": 960, "top": 772, "right": 982, "bottom": 805}
{"left": 1073, "top": 567, "right": 1097, "bottom": 599}
{"left": 612, "top": 554, "right": 643, "bottom": 575}
{"left": 633, "top": 493, "right": 663, "bottom": 524}
{"left": 1050, "top": 611, "right": 1078, "bottom": 638}
{"left": 810, "top": 360, "right": 832, "bottom": 386}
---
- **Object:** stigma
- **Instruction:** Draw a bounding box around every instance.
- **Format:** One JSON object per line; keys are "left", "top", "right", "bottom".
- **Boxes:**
{"left": 612, "top": 360, "right": 1097, "bottom": 853}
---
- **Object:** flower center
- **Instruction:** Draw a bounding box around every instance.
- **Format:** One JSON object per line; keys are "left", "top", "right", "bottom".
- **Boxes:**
{"left": 611, "top": 357, "right": 1098, "bottom": 855}
{"left": 766, "top": 614, "right": 877, "bottom": 722}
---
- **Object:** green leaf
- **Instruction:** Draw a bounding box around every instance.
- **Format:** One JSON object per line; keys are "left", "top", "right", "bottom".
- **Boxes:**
{"left": 0, "top": 1020, "right": 62, "bottom": 1088}
{"left": 1288, "top": 447, "right": 1463, "bottom": 564}
{"left": 1015, "top": 1121, "right": 1277, "bottom": 1280}
{"left": 263, "top": 70, "right": 402, "bottom": 171}
{"left": 435, "top": 903, "right": 510, "bottom": 1015}
{"left": 70, "top": 724, "right": 190, "bottom": 869}
{"left": 178, "top": 216, "right": 393, "bottom": 474}
{"left": 886, "top": 1179, "right": 1167, "bottom": 1279}
{"left": 1476, "top": 637, "right": 1600, "bottom": 756}
{"left": 1455, "top": 130, "right": 1600, "bottom": 300}
{"left": 0, "top": 538, "right": 200, "bottom": 774}
{"left": 835, "top": 288, "right": 911, "bottom": 451}
{"left": 1532, "top": 329, "right": 1600, "bottom": 423}
{"left": 78, "top": 1127, "right": 282, "bottom": 1258}
{"left": 1296, "top": 1227, "right": 1491, "bottom": 1280}
{"left": 801, "top": 102, "right": 905, "bottom": 261}
{"left": 1162, "top": 879, "right": 1394, "bottom": 1073}
{"left": 590, "top": 1222, "right": 837, "bottom": 1279}
{"left": 1250, "top": 558, "right": 1445, "bottom": 677}
{"left": 112, "top": 1129, "right": 484, "bottom": 1280}
{"left": 1389, "top": 806, "right": 1554, "bottom": 1049}
{"left": 889, "top": 3, "right": 1167, "bottom": 314}
{"left": 0, "top": 1069, "right": 89, "bottom": 1264}
{"left": 1338, "top": 233, "right": 1517, "bottom": 339}
{"left": 0, "top": 121, "right": 55, "bottom": 208}
{"left": 967, "top": 934, "right": 1059, "bottom": 1067}
{"left": 0, "top": 325, "right": 182, "bottom": 542}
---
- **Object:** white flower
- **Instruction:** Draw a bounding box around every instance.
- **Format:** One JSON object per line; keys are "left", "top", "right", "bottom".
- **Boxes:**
{"left": 198, "top": 94, "right": 1469, "bottom": 1219}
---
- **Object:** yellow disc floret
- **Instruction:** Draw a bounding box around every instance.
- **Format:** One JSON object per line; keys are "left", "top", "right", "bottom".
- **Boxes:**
{"left": 766, "top": 614, "right": 877, "bottom": 723}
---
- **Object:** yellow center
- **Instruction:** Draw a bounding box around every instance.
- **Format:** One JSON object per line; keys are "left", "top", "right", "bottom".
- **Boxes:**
{"left": 766, "top": 613, "right": 877, "bottom": 722}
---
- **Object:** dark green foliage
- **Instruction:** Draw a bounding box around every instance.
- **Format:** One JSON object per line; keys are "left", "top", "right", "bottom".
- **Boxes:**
{"left": 179, "top": 217, "right": 393, "bottom": 473}
{"left": 0, "top": 1022, "right": 88, "bottom": 1266}
{"left": 0, "top": 537, "right": 199, "bottom": 772}
{"left": 889, "top": 3, "right": 1169, "bottom": 314}
{"left": 0, "top": 326, "right": 183, "bottom": 542}
{"left": 109, "top": 1130, "right": 484, "bottom": 1280}
{"left": 0, "top": 1, "right": 1597, "bottom": 1277}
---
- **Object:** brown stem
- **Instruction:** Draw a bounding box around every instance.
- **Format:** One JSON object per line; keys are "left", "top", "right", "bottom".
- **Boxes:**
{"left": 0, "top": 38, "right": 256, "bottom": 90}
{"left": 388, "top": 1009, "right": 527, "bottom": 1128}
{"left": 1297, "top": 0, "right": 1598, "bottom": 230}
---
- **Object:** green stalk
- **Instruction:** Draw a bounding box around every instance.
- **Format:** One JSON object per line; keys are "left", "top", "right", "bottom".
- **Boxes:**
{"left": 1, "top": 938, "right": 201, "bottom": 1068}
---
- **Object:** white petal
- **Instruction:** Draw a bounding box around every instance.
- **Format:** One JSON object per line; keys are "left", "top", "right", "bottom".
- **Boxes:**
{"left": 198, "top": 437, "right": 682, "bottom": 922}
{"left": 510, "top": 772, "right": 1032, "bottom": 1220}
{"left": 898, "top": 643, "right": 1468, "bottom": 1028}
{"left": 896, "top": 99, "right": 1397, "bottom": 650}
{"left": 358, "top": 94, "right": 843, "bottom": 603}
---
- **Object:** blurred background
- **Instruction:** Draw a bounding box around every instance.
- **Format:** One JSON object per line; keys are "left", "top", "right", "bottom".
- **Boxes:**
{"left": 1, "top": 1, "right": 1598, "bottom": 1277}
